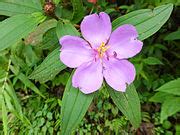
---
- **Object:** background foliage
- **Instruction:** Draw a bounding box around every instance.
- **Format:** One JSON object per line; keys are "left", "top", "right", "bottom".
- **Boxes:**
{"left": 0, "top": 0, "right": 179, "bottom": 134}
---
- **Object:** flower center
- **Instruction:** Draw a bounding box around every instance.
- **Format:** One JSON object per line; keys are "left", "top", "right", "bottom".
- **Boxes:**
{"left": 97, "top": 42, "right": 110, "bottom": 58}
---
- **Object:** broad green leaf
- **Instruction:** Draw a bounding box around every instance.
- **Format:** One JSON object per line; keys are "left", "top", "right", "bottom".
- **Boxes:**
{"left": 156, "top": 78, "right": 180, "bottom": 96}
{"left": 70, "top": 0, "right": 85, "bottom": 23}
{"left": 61, "top": 73, "right": 94, "bottom": 135}
{"left": 143, "top": 57, "right": 163, "bottom": 65}
{"left": 0, "top": 0, "right": 42, "bottom": 16}
{"left": 106, "top": 84, "right": 141, "bottom": 128}
{"left": 25, "top": 19, "right": 57, "bottom": 45}
{"left": 149, "top": 92, "right": 174, "bottom": 103}
{"left": 160, "top": 97, "right": 180, "bottom": 123}
{"left": 29, "top": 21, "right": 80, "bottom": 83}
{"left": 29, "top": 48, "right": 66, "bottom": 83}
{"left": 164, "top": 29, "right": 180, "bottom": 40}
{"left": 0, "top": 13, "right": 46, "bottom": 51}
{"left": 112, "top": 4, "right": 173, "bottom": 40}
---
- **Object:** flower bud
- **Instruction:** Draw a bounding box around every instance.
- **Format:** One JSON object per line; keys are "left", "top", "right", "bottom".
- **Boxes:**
{"left": 44, "top": 2, "right": 55, "bottom": 16}
{"left": 87, "top": 0, "right": 97, "bottom": 4}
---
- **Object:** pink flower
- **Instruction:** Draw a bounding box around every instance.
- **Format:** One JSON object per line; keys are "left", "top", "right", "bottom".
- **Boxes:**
{"left": 59, "top": 12, "right": 143, "bottom": 94}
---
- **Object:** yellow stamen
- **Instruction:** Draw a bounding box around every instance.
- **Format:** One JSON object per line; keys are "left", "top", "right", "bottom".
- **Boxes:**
{"left": 97, "top": 42, "right": 110, "bottom": 58}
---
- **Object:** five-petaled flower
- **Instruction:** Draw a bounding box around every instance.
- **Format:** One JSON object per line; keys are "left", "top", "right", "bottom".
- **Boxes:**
{"left": 59, "top": 12, "right": 143, "bottom": 94}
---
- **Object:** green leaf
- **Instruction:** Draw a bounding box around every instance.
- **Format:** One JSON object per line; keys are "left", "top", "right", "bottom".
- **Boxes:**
{"left": 56, "top": 20, "right": 80, "bottom": 39}
{"left": 39, "top": 28, "right": 59, "bottom": 50}
{"left": 25, "top": 19, "right": 57, "bottom": 45}
{"left": 3, "top": 90, "right": 15, "bottom": 111}
{"left": 70, "top": 0, "right": 85, "bottom": 23}
{"left": 149, "top": 92, "right": 174, "bottom": 103}
{"left": 4, "top": 82, "right": 22, "bottom": 116}
{"left": 160, "top": 97, "right": 180, "bottom": 123}
{"left": 29, "top": 21, "right": 80, "bottom": 83}
{"left": 3, "top": 82, "right": 31, "bottom": 126}
{"left": 176, "top": 124, "right": 180, "bottom": 135}
{"left": 29, "top": 48, "right": 66, "bottom": 83}
{"left": 106, "top": 84, "right": 141, "bottom": 128}
{"left": 164, "top": 29, "right": 180, "bottom": 40}
{"left": 1, "top": 95, "right": 8, "bottom": 135}
{"left": 10, "top": 65, "right": 45, "bottom": 98}
{"left": 18, "top": 73, "right": 45, "bottom": 98}
{"left": 156, "top": 78, "right": 180, "bottom": 96}
{"left": 0, "top": 0, "right": 42, "bottom": 16}
{"left": 112, "top": 4, "right": 173, "bottom": 40}
{"left": 54, "top": 0, "right": 61, "bottom": 5}
{"left": 143, "top": 57, "right": 163, "bottom": 65}
{"left": 61, "top": 73, "right": 94, "bottom": 135}
{"left": 0, "top": 13, "right": 46, "bottom": 51}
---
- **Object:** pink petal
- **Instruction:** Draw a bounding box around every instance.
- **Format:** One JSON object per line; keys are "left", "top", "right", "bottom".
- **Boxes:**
{"left": 107, "top": 24, "right": 143, "bottom": 59}
{"left": 59, "top": 35, "right": 94, "bottom": 68}
{"left": 72, "top": 60, "right": 103, "bottom": 94}
{"left": 80, "top": 12, "right": 111, "bottom": 48}
{"left": 103, "top": 58, "right": 136, "bottom": 92}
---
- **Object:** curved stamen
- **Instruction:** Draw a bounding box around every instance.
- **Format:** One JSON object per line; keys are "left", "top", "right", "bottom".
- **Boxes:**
{"left": 97, "top": 42, "right": 110, "bottom": 58}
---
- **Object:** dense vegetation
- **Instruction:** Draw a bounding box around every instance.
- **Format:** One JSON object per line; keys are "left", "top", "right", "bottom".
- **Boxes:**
{"left": 0, "top": 0, "right": 179, "bottom": 134}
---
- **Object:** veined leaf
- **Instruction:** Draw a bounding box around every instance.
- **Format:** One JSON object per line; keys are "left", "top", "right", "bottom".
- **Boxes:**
{"left": 160, "top": 97, "right": 180, "bottom": 123}
{"left": 71, "top": 0, "right": 85, "bottom": 23}
{"left": 29, "top": 21, "right": 80, "bottom": 83}
{"left": 0, "top": 0, "right": 42, "bottom": 16}
{"left": 0, "top": 13, "right": 46, "bottom": 51}
{"left": 29, "top": 48, "right": 66, "bottom": 83}
{"left": 61, "top": 73, "right": 94, "bottom": 135}
{"left": 112, "top": 4, "right": 173, "bottom": 40}
{"left": 106, "top": 84, "right": 141, "bottom": 128}
{"left": 156, "top": 78, "right": 180, "bottom": 96}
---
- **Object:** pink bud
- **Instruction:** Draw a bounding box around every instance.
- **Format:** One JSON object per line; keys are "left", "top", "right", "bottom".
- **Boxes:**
{"left": 87, "top": 0, "right": 97, "bottom": 4}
